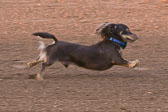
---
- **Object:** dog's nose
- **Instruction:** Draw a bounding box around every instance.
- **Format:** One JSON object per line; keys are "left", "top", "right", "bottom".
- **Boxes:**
{"left": 135, "top": 34, "right": 139, "bottom": 39}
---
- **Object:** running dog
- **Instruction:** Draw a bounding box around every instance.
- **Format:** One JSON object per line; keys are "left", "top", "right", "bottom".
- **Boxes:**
{"left": 27, "top": 22, "right": 139, "bottom": 80}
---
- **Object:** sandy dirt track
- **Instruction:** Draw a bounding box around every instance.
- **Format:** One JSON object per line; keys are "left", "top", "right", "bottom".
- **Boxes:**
{"left": 0, "top": 0, "right": 168, "bottom": 112}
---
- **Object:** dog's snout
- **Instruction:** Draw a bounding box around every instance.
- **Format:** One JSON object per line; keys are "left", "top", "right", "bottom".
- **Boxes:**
{"left": 128, "top": 34, "right": 139, "bottom": 42}
{"left": 136, "top": 35, "right": 139, "bottom": 39}
{"left": 132, "top": 34, "right": 139, "bottom": 40}
{"left": 121, "top": 33, "right": 139, "bottom": 42}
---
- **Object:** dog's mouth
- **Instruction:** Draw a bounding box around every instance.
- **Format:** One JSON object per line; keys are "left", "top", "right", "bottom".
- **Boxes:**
{"left": 121, "top": 33, "right": 139, "bottom": 42}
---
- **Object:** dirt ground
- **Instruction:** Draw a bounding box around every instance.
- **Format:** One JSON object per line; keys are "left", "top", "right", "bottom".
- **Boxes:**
{"left": 0, "top": 0, "right": 168, "bottom": 112}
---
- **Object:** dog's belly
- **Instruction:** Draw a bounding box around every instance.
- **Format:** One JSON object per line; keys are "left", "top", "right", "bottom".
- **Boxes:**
{"left": 77, "top": 62, "right": 114, "bottom": 71}
{"left": 60, "top": 60, "right": 113, "bottom": 70}
{"left": 67, "top": 60, "right": 113, "bottom": 71}
{"left": 84, "top": 64, "right": 114, "bottom": 71}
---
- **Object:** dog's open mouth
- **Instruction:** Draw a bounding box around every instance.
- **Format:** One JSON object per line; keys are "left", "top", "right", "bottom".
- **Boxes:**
{"left": 122, "top": 34, "right": 139, "bottom": 42}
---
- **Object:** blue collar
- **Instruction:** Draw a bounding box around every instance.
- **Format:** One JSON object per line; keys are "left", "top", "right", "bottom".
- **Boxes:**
{"left": 109, "top": 37, "right": 127, "bottom": 49}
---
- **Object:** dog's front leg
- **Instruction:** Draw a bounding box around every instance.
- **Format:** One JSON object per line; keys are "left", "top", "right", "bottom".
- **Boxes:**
{"left": 113, "top": 49, "right": 140, "bottom": 68}
{"left": 121, "top": 59, "right": 140, "bottom": 68}
{"left": 115, "top": 56, "right": 140, "bottom": 68}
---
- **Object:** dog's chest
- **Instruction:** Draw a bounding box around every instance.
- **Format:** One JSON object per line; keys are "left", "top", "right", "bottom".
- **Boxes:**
{"left": 118, "top": 49, "right": 122, "bottom": 56}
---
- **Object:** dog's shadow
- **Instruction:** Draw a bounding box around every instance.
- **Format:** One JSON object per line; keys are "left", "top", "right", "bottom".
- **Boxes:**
{"left": 75, "top": 73, "right": 149, "bottom": 79}
{"left": 28, "top": 74, "right": 37, "bottom": 79}
{"left": 28, "top": 71, "right": 151, "bottom": 80}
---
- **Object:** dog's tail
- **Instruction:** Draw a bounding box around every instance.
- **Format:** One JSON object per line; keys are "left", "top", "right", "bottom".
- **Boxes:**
{"left": 32, "top": 32, "right": 58, "bottom": 43}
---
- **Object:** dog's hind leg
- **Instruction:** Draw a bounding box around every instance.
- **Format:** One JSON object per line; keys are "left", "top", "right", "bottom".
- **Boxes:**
{"left": 36, "top": 63, "right": 46, "bottom": 80}
{"left": 27, "top": 41, "right": 47, "bottom": 68}
{"left": 36, "top": 60, "right": 54, "bottom": 80}
{"left": 27, "top": 59, "right": 43, "bottom": 68}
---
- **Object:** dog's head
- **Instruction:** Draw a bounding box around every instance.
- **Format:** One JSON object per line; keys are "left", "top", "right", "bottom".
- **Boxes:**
{"left": 96, "top": 22, "right": 139, "bottom": 42}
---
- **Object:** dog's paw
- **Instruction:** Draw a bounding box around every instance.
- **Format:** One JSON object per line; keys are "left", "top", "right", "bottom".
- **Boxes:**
{"left": 129, "top": 60, "right": 140, "bottom": 68}
{"left": 35, "top": 73, "right": 44, "bottom": 81}
{"left": 27, "top": 60, "right": 37, "bottom": 68}
{"left": 27, "top": 62, "right": 34, "bottom": 68}
{"left": 27, "top": 62, "right": 33, "bottom": 68}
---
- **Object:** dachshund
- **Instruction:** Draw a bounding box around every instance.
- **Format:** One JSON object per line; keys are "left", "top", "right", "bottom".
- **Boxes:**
{"left": 27, "top": 22, "right": 139, "bottom": 80}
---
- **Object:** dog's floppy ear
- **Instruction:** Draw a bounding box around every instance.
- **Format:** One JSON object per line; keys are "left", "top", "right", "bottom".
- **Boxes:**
{"left": 96, "top": 22, "right": 117, "bottom": 39}
{"left": 96, "top": 22, "right": 111, "bottom": 39}
{"left": 96, "top": 22, "right": 110, "bottom": 34}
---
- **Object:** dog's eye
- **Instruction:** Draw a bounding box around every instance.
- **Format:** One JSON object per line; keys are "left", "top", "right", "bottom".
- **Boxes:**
{"left": 125, "top": 29, "right": 130, "bottom": 32}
